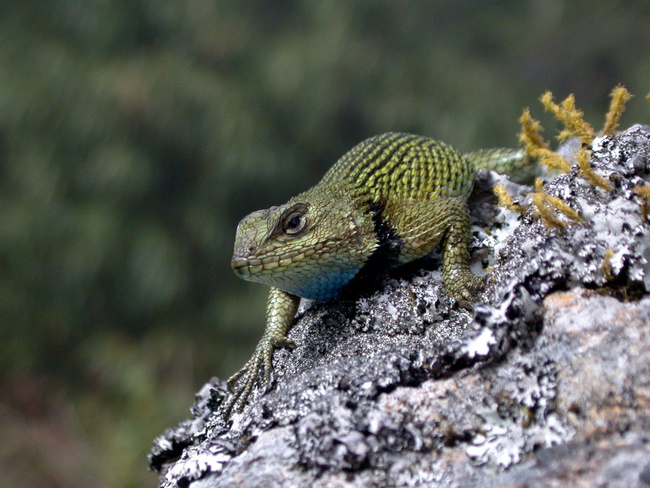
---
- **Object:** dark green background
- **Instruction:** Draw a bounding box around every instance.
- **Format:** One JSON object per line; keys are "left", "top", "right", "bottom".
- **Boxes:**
{"left": 1, "top": 1, "right": 648, "bottom": 486}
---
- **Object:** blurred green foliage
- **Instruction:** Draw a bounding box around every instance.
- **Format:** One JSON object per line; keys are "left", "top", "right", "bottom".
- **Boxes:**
{"left": 0, "top": 1, "right": 648, "bottom": 486}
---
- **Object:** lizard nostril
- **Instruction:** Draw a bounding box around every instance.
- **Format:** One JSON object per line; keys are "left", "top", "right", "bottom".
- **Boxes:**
{"left": 248, "top": 246, "right": 257, "bottom": 254}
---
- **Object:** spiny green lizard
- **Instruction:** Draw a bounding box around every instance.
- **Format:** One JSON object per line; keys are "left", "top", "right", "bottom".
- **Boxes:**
{"left": 225, "top": 132, "right": 528, "bottom": 417}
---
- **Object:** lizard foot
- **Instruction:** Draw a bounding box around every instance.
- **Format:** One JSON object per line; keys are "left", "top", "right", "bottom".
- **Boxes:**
{"left": 445, "top": 271, "right": 486, "bottom": 307}
{"left": 221, "top": 334, "right": 296, "bottom": 419}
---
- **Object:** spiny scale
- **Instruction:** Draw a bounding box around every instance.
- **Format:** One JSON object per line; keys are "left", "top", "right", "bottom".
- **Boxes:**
{"left": 320, "top": 133, "right": 475, "bottom": 201}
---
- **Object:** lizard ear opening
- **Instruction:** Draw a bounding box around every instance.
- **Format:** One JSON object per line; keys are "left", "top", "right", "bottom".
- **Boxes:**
{"left": 280, "top": 203, "right": 310, "bottom": 236}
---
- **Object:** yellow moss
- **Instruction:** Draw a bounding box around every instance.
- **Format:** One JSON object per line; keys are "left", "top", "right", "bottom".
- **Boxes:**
{"left": 518, "top": 108, "right": 548, "bottom": 154}
{"left": 532, "top": 192, "right": 567, "bottom": 230}
{"left": 601, "top": 248, "right": 616, "bottom": 281}
{"left": 540, "top": 92, "right": 594, "bottom": 146}
{"left": 521, "top": 405, "right": 535, "bottom": 427}
{"left": 531, "top": 90, "right": 615, "bottom": 191}
{"left": 603, "top": 85, "right": 632, "bottom": 136}
{"left": 634, "top": 182, "right": 650, "bottom": 199}
{"left": 518, "top": 110, "right": 571, "bottom": 173}
{"left": 520, "top": 87, "right": 641, "bottom": 230}
{"left": 557, "top": 128, "right": 575, "bottom": 142}
{"left": 576, "top": 148, "right": 611, "bottom": 191}
{"left": 531, "top": 177, "right": 582, "bottom": 229}
{"left": 634, "top": 183, "right": 650, "bottom": 219}
{"left": 536, "top": 148, "right": 572, "bottom": 173}
{"left": 544, "top": 195, "right": 583, "bottom": 223}
{"left": 494, "top": 184, "right": 526, "bottom": 214}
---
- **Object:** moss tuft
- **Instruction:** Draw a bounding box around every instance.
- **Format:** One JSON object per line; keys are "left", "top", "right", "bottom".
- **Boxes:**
{"left": 540, "top": 92, "right": 594, "bottom": 146}
{"left": 493, "top": 184, "right": 526, "bottom": 214}
{"left": 634, "top": 183, "right": 650, "bottom": 220}
{"left": 601, "top": 248, "right": 616, "bottom": 281}
{"left": 530, "top": 177, "right": 582, "bottom": 230}
{"left": 602, "top": 86, "right": 632, "bottom": 136}
{"left": 576, "top": 148, "right": 611, "bottom": 191}
{"left": 518, "top": 87, "right": 636, "bottom": 195}
{"left": 518, "top": 109, "right": 572, "bottom": 173}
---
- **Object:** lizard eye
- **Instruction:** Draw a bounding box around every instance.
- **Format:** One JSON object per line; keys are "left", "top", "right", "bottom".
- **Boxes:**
{"left": 282, "top": 210, "right": 308, "bottom": 235}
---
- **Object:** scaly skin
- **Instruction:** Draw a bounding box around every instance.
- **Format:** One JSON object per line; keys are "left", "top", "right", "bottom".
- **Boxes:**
{"left": 225, "top": 132, "right": 528, "bottom": 416}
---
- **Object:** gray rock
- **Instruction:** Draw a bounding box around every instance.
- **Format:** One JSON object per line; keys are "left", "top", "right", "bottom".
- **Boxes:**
{"left": 151, "top": 125, "right": 650, "bottom": 488}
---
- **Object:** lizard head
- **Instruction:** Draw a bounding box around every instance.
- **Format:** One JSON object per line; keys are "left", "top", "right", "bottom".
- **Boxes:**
{"left": 231, "top": 194, "right": 376, "bottom": 301}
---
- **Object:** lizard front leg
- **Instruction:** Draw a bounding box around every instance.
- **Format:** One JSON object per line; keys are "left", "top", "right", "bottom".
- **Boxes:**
{"left": 439, "top": 199, "right": 485, "bottom": 303}
{"left": 223, "top": 287, "right": 300, "bottom": 417}
{"left": 385, "top": 197, "right": 485, "bottom": 304}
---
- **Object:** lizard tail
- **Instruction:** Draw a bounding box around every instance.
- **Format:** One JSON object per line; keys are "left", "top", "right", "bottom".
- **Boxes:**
{"left": 466, "top": 148, "right": 539, "bottom": 183}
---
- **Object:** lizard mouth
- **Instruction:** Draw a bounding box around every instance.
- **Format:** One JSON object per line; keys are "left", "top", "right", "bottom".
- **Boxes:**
{"left": 231, "top": 255, "right": 275, "bottom": 280}
{"left": 232, "top": 253, "right": 290, "bottom": 281}
{"left": 231, "top": 256, "right": 254, "bottom": 278}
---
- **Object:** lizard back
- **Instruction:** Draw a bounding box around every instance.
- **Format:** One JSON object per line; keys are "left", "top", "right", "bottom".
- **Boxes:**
{"left": 318, "top": 132, "right": 476, "bottom": 204}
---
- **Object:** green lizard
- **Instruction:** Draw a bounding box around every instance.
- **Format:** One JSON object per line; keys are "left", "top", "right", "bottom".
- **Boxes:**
{"left": 225, "top": 132, "right": 528, "bottom": 416}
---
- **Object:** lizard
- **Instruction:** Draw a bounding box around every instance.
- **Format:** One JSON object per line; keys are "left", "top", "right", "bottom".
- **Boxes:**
{"left": 225, "top": 132, "right": 529, "bottom": 417}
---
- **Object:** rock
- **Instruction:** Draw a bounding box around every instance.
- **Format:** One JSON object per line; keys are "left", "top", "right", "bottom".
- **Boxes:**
{"left": 150, "top": 126, "right": 650, "bottom": 487}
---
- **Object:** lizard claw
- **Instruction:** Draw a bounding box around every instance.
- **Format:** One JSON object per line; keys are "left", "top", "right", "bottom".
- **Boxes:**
{"left": 222, "top": 336, "right": 276, "bottom": 418}
{"left": 271, "top": 336, "right": 296, "bottom": 350}
{"left": 446, "top": 272, "right": 486, "bottom": 306}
